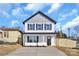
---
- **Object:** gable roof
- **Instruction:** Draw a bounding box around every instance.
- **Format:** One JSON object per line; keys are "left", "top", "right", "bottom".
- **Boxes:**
{"left": 0, "top": 27, "right": 23, "bottom": 33}
{"left": 0, "top": 30, "right": 3, "bottom": 32}
{"left": 23, "top": 11, "right": 56, "bottom": 24}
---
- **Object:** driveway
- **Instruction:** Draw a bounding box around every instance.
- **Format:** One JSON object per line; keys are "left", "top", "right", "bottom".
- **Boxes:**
{"left": 7, "top": 47, "right": 66, "bottom": 56}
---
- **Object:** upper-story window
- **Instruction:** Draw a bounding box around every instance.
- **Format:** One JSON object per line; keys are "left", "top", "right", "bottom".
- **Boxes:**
{"left": 36, "top": 24, "right": 43, "bottom": 30}
{"left": 45, "top": 24, "right": 52, "bottom": 30}
{"left": 28, "top": 24, "right": 35, "bottom": 30}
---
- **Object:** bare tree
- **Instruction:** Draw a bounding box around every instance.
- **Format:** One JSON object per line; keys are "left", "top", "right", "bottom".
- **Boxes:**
{"left": 74, "top": 25, "right": 79, "bottom": 43}
{"left": 68, "top": 28, "right": 70, "bottom": 38}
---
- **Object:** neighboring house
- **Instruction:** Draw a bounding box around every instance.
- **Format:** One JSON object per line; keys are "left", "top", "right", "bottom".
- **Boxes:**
{"left": 0, "top": 30, "right": 3, "bottom": 38}
{"left": 0, "top": 28, "right": 22, "bottom": 44}
{"left": 23, "top": 11, "right": 56, "bottom": 46}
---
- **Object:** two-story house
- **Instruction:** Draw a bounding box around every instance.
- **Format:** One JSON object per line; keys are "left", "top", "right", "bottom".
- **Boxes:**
{"left": 23, "top": 11, "right": 56, "bottom": 46}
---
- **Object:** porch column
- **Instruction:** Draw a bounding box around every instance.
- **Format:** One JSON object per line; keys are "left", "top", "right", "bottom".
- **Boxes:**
{"left": 43, "top": 35, "right": 44, "bottom": 42}
{"left": 43, "top": 35, "right": 44, "bottom": 46}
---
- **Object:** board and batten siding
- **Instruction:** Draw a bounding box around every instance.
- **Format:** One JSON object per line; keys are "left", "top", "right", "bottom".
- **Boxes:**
{"left": 24, "top": 13, "right": 55, "bottom": 33}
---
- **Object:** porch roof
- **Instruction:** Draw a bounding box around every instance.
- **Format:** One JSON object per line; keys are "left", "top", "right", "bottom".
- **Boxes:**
{"left": 23, "top": 32, "right": 57, "bottom": 34}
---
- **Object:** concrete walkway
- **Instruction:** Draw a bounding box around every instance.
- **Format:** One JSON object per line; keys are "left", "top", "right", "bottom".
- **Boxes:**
{"left": 7, "top": 47, "right": 66, "bottom": 56}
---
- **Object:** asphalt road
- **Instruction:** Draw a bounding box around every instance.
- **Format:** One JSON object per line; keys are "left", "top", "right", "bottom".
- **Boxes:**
{"left": 7, "top": 47, "right": 66, "bottom": 56}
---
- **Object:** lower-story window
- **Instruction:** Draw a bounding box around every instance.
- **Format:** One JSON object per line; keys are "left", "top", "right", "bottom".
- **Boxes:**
{"left": 27, "top": 36, "right": 39, "bottom": 43}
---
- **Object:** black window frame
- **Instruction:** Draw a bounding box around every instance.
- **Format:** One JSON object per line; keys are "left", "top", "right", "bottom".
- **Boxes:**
{"left": 27, "top": 36, "right": 39, "bottom": 43}
{"left": 45, "top": 24, "right": 52, "bottom": 30}
{"left": 36, "top": 24, "right": 43, "bottom": 30}
{"left": 28, "top": 24, "right": 35, "bottom": 30}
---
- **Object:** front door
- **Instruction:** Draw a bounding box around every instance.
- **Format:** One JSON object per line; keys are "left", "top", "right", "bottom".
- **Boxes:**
{"left": 47, "top": 36, "right": 51, "bottom": 46}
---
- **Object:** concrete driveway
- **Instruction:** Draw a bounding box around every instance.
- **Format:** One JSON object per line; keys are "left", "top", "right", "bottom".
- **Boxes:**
{"left": 7, "top": 47, "right": 66, "bottom": 56}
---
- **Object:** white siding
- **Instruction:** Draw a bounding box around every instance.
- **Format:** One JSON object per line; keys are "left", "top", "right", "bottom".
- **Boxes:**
{"left": 23, "top": 13, "right": 56, "bottom": 46}
{"left": 51, "top": 36, "right": 56, "bottom": 46}
{"left": 23, "top": 34, "right": 56, "bottom": 46}
{"left": 24, "top": 13, "right": 55, "bottom": 33}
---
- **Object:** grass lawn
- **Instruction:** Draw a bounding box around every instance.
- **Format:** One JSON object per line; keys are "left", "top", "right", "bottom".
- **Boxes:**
{"left": 0, "top": 44, "right": 22, "bottom": 56}
{"left": 56, "top": 47, "right": 79, "bottom": 56}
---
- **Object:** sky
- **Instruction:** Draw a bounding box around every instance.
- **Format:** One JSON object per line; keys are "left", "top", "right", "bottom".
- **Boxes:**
{"left": 0, "top": 3, "right": 79, "bottom": 36}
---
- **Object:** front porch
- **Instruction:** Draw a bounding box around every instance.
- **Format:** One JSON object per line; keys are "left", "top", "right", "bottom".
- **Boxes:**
{"left": 23, "top": 33, "right": 56, "bottom": 46}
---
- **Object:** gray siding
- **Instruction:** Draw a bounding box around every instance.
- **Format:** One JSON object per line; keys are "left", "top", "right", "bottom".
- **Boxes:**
{"left": 26, "top": 13, "right": 53, "bottom": 24}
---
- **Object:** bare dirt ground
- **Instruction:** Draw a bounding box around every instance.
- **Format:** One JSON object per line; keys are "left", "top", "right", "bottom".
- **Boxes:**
{"left": 56, "top": 47, "right": 79, "bottom": 56}
{"left": 0, "top": 44, "right": 22, "bottom": 56}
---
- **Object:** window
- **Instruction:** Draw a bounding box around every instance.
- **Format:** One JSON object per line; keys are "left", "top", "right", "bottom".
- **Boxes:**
{"left": 28, "top": 24, "right": 35, "bottom": 30}
{"left": 0, "top": 32, "right": 3, "bottom": 38}
{"left": 36, "top": 24, "right": 43, "bottom": 30}
{"left": 4, "top": 31, "right": 9, "bottom": 38}
{"left": 27, "top": 36, "right": 39, "bottom": 43}
{"left": 45, "top": 24, "right": 52, "bottom": 30}
{"left": 4, "top": 32, "right": 6, "bottom": 37}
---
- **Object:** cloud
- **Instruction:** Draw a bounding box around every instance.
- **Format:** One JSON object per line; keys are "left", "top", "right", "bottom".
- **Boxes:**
{"left": 24, "top": 3, "right": 46, "bottom": 12}
{"left": 0, "top": 4, "right": 12, "bottom": 12}
{"left": 62, "top": 16, "right": 79, "bottom": 30}
{"left": 11, "top": 7, "right": 29, "bottom": 19}
{"left": 11, "top": 20, "right": 20, "bottom": 26}
{"left": 0, "top": 4, "right": 23, "bottom": 18}
{"left": 12, "top": 3, "right": 47, "bottom": 18}
{"left": 59, "top": 9, "right": 78, "bottom": 21}
{"left": 12, "top": 7, "right": 22, "bottom": 16}
{"left": 55, "top": 23, "right": 62, "bottom": 31}
{"left": 48, "top": 3, "right": 63, "bottom": 14}
{"left": 0, "top": 9, "right": 10, "bottom": 18}
{"left": 2, "top": 11, "right": 10, "bottom": 18}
